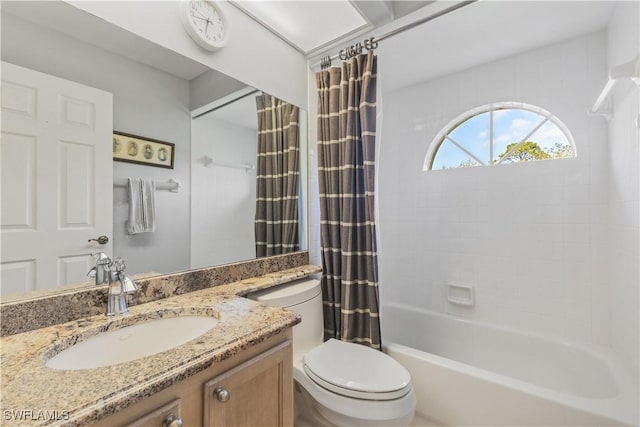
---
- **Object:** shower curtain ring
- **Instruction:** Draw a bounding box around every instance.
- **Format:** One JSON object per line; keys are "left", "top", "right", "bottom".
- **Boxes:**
{"left": 321, "top": 56, "right": 332, "bottom": 70}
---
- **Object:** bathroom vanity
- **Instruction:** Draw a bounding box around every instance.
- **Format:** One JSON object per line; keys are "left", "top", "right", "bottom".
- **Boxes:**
{"left": 92, "top": 333, "right": 293, "bottom": 427}
{"left": 0, "top": 263, "right": 320, "bottom": 426}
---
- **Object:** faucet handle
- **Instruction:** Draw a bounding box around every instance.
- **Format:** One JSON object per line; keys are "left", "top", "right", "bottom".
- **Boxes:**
{"left": 112, "top": 257, "right": 126, "bottom": 273}
{"left": 112, "top": 257, "right": 138, "bottom": 294}
{"left": 88, "top": 253, "right": 111, "bottom": 284}
{"left": 87, "top": 266, "right": 97, "bottom": 278}
{"left": 121, "top": 275, "right": 138, "bottom": 294}
{"left": 91, "top": 252, "right": 111, "bottom": 265}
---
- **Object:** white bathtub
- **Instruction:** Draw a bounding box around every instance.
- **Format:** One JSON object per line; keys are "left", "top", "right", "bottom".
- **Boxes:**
{"left": 381, "top": 302, "right": 639, "bottom": 426}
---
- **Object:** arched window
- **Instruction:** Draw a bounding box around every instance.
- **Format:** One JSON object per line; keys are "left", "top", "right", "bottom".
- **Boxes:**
{"left": 425, "top": 102, "right": 576, "bottom": 170}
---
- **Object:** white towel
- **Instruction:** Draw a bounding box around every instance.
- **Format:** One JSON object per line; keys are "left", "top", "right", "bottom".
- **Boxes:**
{"left": 127, "top": 178, "right": 156, "bottom": 234}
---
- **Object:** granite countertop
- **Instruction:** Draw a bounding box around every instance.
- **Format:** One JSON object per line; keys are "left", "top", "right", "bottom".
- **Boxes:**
{"left": 0, "top": 266, "right": 321, "bottom": 426}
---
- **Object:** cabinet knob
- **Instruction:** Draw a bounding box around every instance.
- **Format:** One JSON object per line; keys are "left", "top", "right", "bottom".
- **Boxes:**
{"left": 163, "top": 414, "right": 183, "bottom": 427}
{"left": 214, "top": 385, "right": 231, "bottom": 402}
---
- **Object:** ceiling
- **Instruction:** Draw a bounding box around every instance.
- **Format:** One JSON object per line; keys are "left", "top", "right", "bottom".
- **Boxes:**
{"left": 231, "top": 0, "right": 436, "bottom": 55}
{"left": 3, "top": 0, "right": 619, "bottom": 96}
{"left": 374, "top": 1, "right": 617, "bottom": 93}
{"left": 230, "top": 0, "right": 617, "bottom": 93}
{"left": 1, "top": 0, "right": 436, "bottom": 79}
{"left": 1, "top": 0, "right": 210, "bottom": 81}
{"left": 232, "top": 0, "right": 368, "bottom": 54}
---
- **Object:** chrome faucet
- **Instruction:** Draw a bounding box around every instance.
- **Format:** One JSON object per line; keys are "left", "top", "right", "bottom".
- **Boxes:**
{"left": 88, "top": 253, "right": 138, "bottom": 316}
{"left": 88, "top": 252, "right": 111, "bottom": 286}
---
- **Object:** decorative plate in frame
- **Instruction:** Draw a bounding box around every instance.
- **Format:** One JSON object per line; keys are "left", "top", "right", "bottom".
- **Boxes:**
{"left": 113, "top": 131, "right": 174, "bottom": 169}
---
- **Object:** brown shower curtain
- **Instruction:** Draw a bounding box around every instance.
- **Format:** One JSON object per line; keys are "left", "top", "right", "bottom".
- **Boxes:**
{"left": 316, "top": 51, "right": 381, "bottom": 350}
{"left": 254, "top": 94, "right": 300, "bottom": 258}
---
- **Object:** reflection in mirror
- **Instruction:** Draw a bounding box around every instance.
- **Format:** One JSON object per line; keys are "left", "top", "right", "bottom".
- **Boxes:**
{"left": 0, "top": 1, "right": 308, "bottom": 300}
{"left": 191, "top": 89, "right": 308, "bottom": 268}
{"left": 254, "top": 94, "right": 302, "bottom": 257}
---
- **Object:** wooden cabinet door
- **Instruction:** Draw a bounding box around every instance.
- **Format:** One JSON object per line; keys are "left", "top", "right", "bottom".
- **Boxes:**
{"left": 123, "top": 399, "right": 181, "bottom": 427}
{"left": 203, "top": 340, "right": 293, "bottom": 427}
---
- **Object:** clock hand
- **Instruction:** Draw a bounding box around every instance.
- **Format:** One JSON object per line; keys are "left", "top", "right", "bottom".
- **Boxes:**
{"left": 191, "top": 9, "right": 208, "bottom": 19}
{"left": 190, "top": 14, "right": 209, "bottom": 22}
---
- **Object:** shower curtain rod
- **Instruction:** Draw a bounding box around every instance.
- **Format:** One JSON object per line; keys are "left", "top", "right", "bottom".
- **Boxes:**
{"left": 314, "top": 0, "right": 478, "bottom": 70}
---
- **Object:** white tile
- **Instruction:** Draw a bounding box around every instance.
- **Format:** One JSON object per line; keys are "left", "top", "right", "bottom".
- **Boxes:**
{"left": 375, "top": 30, "right": 633, "bottom": 354}
{"left": 519, "top": 311, "right": 563, "bottom": 337}
{"left": 562, "top": 316, "right": 592, "bottom": 343}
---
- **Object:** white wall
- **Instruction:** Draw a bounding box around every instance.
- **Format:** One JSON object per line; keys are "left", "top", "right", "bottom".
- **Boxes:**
{"left": 307, "top": 67, "right": 322, "bottom": 267}
{"left": 607, "top": 2, "right": 640, "bottom": 387}
{"left": 191, "top": 117, "right": 257, "bottom": 267}
{"left": 378, "top": 32, "right": 611, "bottom": 347}
{"left": 67, "top": 0, "right": 308, "bottom": 108}
{"left": 2, "top": 12, "right": 191, "bottom": 275}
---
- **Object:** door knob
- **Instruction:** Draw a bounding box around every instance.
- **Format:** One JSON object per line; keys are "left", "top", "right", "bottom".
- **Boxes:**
{"left": 214, "top": 386, "right": 230, "bottom": 402}
{"left": 88, "top": 235, "right": 109, "bottom": 245}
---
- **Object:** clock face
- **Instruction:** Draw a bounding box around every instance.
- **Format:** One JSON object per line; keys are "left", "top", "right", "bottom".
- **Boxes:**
{"left": 181, "top": 0, "right": 228, "bottom": 51}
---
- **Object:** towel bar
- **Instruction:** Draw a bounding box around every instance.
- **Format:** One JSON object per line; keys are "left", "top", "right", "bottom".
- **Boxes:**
{"left": 113, "top": 178, "right": 180, "bottom": 193}
{"left": 589, "top": 54, "right": 640, "bottom": 120}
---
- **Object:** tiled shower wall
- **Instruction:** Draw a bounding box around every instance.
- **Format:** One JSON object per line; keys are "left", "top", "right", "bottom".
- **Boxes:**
{"left": 607, "top": 2, "right": 639, "bottom": 386}
{"left": 191, "top": 117, "right": 257, "bottom": 268}
{"left": 378, "top": 32, "right": 611, "bottom": 347}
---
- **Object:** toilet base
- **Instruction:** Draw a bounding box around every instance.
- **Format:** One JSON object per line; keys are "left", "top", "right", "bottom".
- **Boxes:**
{"left": 294, "top": 380, "right": 415, "bottom": 427}
{"left": 294, "top": 381, "right": 334, "bottom": 427}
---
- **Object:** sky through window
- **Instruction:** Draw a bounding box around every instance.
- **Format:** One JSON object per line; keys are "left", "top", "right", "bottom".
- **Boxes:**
{"left": 429, "top": 103, "right": 575, "bottom": 170}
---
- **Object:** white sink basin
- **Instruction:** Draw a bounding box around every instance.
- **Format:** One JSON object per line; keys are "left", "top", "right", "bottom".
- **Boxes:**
{"left": 46, "top": 315, "right": 219, "bottom": 370}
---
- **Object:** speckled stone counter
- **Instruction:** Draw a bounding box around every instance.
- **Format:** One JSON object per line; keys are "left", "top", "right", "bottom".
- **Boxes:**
{"left": 1, "top": 252, "right": 315, "bottom": 336}
{"left": 0, "top": 264, "right": 322, "bottom": 426}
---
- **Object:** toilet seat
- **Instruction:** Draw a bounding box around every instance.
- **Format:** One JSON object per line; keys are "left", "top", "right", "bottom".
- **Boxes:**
{"left": 247, "top": 280, "right": 416, "bottom": 426}
{"left": 302, "top": 339, "right": 412, "bottom": 401}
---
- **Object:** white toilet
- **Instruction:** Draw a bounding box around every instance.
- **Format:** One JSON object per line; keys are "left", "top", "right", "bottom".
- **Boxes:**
{"left": 248, "top": 278, "right": 416, "bottom": 427}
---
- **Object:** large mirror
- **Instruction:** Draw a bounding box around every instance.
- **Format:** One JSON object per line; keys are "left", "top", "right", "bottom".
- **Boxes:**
{"left": 0, "top": 1, "right": 308, "bottom": 299}
{"left": 190, "top": 88, "right": 308, "bottom": 268}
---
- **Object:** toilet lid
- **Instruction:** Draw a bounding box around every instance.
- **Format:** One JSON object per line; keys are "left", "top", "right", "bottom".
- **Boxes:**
{"left": 248, "top": 279, "right": 320, "bottom": 308}
{"left": 302, "top": 339, "right": 412, "bottom": 400}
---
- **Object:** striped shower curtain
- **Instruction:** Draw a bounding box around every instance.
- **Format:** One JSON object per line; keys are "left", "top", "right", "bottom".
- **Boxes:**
{"left": 254, "top": 94, "right": 300, "bottom": 257}
{"left": 316, "top": 51, "right": 381, "bottom": 350}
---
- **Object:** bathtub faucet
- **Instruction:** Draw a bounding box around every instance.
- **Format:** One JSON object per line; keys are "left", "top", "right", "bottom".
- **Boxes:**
{"left": 87, "top": 253, "right": 138, "bottom": 316}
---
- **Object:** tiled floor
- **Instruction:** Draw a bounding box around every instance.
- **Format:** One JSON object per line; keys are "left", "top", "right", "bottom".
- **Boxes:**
{"left": 295, "top": 411, "right": 443, "bottom": 426}
{"left": 411, "top": 413, "right": 446, "bottom": 427}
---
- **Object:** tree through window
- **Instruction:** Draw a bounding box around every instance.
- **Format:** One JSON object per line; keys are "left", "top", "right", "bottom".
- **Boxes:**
{"left": 425, "top": 102, "right": 576, "bottom": 170}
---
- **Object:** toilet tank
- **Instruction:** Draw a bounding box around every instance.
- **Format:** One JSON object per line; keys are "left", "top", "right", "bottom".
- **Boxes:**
{"left": 247, "top": 278, "right": 324, "bottom": 356}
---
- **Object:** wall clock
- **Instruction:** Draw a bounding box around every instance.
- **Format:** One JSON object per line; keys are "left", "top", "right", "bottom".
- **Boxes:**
{"left": 180, "top": 0, "right": 229, "bottom": 51}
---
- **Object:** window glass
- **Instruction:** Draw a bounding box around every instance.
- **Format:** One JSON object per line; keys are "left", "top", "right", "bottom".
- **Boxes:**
{"left": 448, "top": 112, "right": 490, "bottom": 165}
{"left": 491, "top": 109, "right": 546, "bottom": 163}
{"left": 431, "top": 139, "right": 481, "bottom": 170}
{"left": 427, "top": 103, "right": 575, "bottom": 170}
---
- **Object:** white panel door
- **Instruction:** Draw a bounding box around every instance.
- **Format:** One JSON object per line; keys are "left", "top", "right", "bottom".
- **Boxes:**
{"left": 1, "top": 62, "right": 113, "bottom": 295}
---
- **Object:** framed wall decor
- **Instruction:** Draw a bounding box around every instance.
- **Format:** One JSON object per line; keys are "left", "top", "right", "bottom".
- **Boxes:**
{"left": 112, "top": 131, "right": 175, "bottom": 169}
